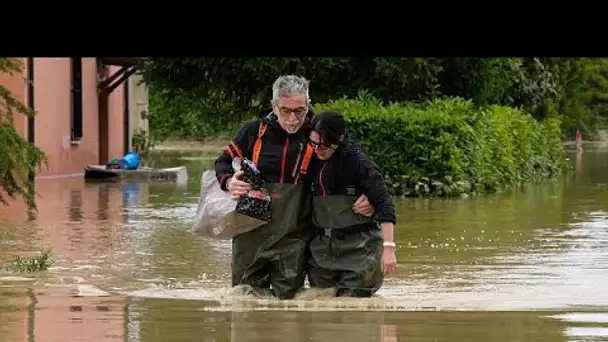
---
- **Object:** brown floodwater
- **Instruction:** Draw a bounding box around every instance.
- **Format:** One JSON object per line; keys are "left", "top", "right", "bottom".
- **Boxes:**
{"left": 0, "top": 147, "right": 607, "bottom": 341}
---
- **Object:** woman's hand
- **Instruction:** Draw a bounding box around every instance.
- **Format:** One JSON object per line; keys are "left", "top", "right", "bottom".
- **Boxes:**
{"left": 227, "top": 170, "right": 251, "bottom": 198}
{"left": 381, "top": 246, "right": 397, "bottom": 275}
{"left": 353, "top": 194, "right": 375, "bottom": 217}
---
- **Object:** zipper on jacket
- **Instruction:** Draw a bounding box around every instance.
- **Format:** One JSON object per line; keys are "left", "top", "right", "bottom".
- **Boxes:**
{"left": 279, "top": 137, "right": 289, "bottom": 184}
{"left": 292, "top": 142, "right": 304, "bottom": 178}
{"left": 318, "top": 161, "right": 327, "bottom": 196}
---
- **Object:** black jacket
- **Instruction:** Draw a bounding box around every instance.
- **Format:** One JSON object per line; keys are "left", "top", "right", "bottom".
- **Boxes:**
{"left": 308, "top": 140, "right": 397, "bottom": 225}
{"left": 214, "top": 108, "right": 314, "bottom": 190}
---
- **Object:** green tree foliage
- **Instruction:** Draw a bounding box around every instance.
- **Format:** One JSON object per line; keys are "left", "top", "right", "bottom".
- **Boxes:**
{"left": 0, "top": 58, "right": 47, "bottom": 209}
{"left": 139, "top": 57, "right": 608, "bottom": 141}
{"left": 139, "top": 58, "right": 447, "bottom": 141}
{"left": 586, "top": 58, "right": 608, "bottom": 119}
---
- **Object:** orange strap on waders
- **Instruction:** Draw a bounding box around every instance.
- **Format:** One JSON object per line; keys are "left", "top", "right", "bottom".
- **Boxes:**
{"left": 223, "top": 141, "right": 244, "bottom": 159}
{"left": 252, "top": 123, "right": 267, "bottom": 166}
{"left": 294, "top": 143, "right": 314, "bottom": 184}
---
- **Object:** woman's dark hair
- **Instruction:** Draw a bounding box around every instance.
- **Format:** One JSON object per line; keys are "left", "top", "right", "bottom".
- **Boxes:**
{"left": 310, "top": 110, "right": 346, "bottom": 146}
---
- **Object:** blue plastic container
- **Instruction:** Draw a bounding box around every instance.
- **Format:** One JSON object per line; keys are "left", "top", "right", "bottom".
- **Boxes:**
{"left": 121, "top": 152, "right": 141, "bottom": 170}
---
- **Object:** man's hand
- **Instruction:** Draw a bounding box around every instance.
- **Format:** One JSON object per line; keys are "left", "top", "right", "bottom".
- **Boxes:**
{"left": 227, "top": 170, "right": 251, "bottom": 198}
{"left": 353, "top": 194, "right": 374, "bottom": 217}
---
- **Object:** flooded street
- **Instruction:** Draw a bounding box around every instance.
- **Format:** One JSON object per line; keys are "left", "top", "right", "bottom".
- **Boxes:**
{"left": 1, "top": 146, "right": 607, "bottom": 341}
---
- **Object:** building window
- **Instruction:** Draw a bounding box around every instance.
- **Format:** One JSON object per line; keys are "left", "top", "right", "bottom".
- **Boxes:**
{"left": 70, "top": 57, "right": 83, "bottom": 141}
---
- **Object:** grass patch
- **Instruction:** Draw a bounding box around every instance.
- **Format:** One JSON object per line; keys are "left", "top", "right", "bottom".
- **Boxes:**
{"left": 1, "top": 248, "right": 54, "bottom": 273}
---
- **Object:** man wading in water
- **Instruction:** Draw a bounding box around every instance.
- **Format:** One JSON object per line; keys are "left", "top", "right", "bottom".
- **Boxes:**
{"left": 214, "top": 75, "right": 374, "bottom": 299}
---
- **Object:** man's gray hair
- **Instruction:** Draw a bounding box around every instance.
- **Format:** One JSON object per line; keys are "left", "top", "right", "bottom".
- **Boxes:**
{"left": 272, "top": 75, "right": 310, "bottom": 103}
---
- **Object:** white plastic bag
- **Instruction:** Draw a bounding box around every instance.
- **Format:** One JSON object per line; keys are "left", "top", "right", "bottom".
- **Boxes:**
{"left": 194, "top": 158, "right": 268, "bottom": 240}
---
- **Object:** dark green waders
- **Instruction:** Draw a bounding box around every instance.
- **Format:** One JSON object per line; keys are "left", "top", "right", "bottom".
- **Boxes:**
{"left": 307, "top": 195, "right": 384, "bottom": 297}
{"left": 231, "top": 182, "right": 314, "bottom": 299}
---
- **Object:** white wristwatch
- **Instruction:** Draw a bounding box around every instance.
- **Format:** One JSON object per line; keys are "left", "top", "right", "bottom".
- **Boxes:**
{"left": 383, "top": 241, "right": 396, "bottom": 248}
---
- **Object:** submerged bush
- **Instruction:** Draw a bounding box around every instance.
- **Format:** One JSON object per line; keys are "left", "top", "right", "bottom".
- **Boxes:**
{"left": 314, "top": 92, "right": 566, "bottom": 197}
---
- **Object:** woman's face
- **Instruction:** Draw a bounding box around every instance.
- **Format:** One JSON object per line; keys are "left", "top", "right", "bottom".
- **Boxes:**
{"left": 309, "top": 131, "right": 338, "bottom": 160}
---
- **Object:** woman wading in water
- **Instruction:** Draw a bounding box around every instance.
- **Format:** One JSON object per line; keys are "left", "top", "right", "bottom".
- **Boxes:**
{"left": 306, "top": 110, "right": 398, "bottom": 297}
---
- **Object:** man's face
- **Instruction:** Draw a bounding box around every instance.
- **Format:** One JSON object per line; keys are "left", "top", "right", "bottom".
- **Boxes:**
{"left": 309, "top": 130, "right": 338, "bottom": 160}
{"left": 273, "top": 93, "right": 308, "bottom": 134}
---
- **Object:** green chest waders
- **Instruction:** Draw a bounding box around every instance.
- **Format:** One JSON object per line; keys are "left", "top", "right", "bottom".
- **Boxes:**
{"left": 307, "top": 194, "right": 384, "bottom": 297}
{"left": 230, "top": 123, "right": 315, "bottom": 299}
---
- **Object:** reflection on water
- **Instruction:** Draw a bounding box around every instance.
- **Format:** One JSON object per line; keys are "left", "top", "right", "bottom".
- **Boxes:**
{"left": 0, "top": 149, "right": 607, "bottom": 341}
{"left": 4, "top": 294, "right": 606, "bottom": 342}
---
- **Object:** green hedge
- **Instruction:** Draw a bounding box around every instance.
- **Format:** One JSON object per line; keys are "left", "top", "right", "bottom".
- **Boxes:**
{"left": 313, "top": 92, "right": 566, "bottom": 197}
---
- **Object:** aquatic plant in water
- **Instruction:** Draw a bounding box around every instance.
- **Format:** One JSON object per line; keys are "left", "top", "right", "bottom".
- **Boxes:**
{"left": 1, "top": 248, "right": 54, "bottom": 273}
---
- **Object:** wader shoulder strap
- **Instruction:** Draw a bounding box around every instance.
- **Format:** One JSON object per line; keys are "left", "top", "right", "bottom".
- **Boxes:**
{"left": 224, "top": 122, "right": 267, "bottom": 163}
{"left": 252, "top": 122, "right": 267, "bottom": 166}
{"left": 224, "top": 141, "right": 244, "bottom": 159}
{"left": 295, "top": 144, "right": 314, "bottom": 184}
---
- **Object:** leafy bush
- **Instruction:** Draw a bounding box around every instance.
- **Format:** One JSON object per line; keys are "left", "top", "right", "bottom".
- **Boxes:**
{"left": 313, "top": 92, "right": 566, "bottom": 197}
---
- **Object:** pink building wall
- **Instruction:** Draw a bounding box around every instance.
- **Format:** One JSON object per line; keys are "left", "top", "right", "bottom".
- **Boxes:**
{"left": 108, "top": 66, "right": 126, "bottom": 161}
{"left": 0, "top": 58, "right": 128, "bottom": 178}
